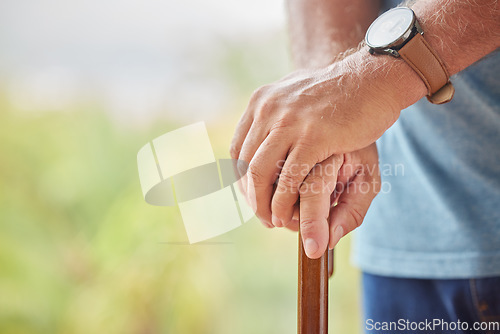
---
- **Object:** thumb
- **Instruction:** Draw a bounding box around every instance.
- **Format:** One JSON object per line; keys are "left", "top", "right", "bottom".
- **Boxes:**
{"left": 299, "top": 155, "right": 342, "bottom": 259}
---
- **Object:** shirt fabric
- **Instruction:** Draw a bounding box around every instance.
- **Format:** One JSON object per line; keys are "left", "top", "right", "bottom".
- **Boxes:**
{"left": 352, "top": 1, "right": 500, "bottom": 279}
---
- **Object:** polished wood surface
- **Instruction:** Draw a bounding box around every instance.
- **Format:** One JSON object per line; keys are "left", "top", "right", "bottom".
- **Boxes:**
{"left": 328, "top": 249, "right": 334, "bottom": 278}
{"left": 298, "top": 233, "right": 329, "bottom": 334}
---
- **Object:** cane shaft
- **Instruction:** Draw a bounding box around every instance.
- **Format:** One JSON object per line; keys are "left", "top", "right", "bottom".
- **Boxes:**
{"left": 297, "top": 233, "right": 329, "bottom": 334}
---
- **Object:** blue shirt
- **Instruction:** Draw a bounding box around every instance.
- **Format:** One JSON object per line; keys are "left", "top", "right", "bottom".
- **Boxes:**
{"left": 352, "top": 3, "right": 500, "bottom": 279}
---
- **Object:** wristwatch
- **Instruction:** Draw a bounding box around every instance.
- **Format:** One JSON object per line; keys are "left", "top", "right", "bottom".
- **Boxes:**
{"left": 365, "top": 7, "right": 454, "bottom": 104}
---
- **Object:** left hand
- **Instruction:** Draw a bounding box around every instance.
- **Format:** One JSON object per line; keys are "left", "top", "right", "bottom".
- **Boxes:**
{"left": 230, "top": 51, "right": 399, "bottom": 227}
{"left": 289, "top": 144, "right": 381, "bottom": 258}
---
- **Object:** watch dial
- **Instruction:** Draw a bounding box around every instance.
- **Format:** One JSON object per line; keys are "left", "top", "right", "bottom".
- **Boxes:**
{"left": 366, "top": 7, "right": 414, "bottom": 48}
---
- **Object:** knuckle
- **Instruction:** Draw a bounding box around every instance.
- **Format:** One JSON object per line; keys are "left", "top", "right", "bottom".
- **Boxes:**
{"left": 260, "top": 99, "right": 274, "bottom": 112}
{"left": 302, "top": 123, "right": 317, "bottom": 136}
{"left": 277, "top": 170, "right": 302, "bottom": 193}
{"left": 247, "top": 163, "right": 265, "bottom": 185}
{"left": 272, "top": 195, "right": 289, "bottom": 211}
{"left": 302, "top": 124, "right": 324, "bottom": 142}
{"left": 254, "top": 105, "right": 268, "bottom": 120}
{"left": 300, "top": 220, "right": 317, "bottom": 234}
{"left": 294, "top": 141, "right": 320, "bottom": 160}
{"left": 348, "top": 206, "right": 365, "bottom": 229}
{"left": 299, "top": 175, "right": 328, "bottom": 198}
{"left": 250, "top": 86, "right": 265, "bottom": 101}
{"left": 229, "top": 144, "right": 240, "bottom": 159}
{"left": 272, "top": 198, "right": 297, "bottom": 223}
{"left": 269, "top": 117, "right": 293, "bottom": 132}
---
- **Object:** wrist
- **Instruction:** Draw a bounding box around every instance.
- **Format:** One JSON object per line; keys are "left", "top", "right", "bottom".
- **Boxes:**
{"left": 343, "top": 46, "right": 428, "bottom": 113}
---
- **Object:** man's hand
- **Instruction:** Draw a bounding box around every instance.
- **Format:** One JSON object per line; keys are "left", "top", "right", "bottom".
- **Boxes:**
{"left": 230, "top": 51, "right": 414, "bottom": 227}
{"left": 285, "top": 144, "right": 380, "bottom": 258}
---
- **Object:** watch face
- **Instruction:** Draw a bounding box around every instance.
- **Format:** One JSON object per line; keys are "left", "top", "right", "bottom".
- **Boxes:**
{"left": 365, "top": 7, "right": 415, "bottom": 48}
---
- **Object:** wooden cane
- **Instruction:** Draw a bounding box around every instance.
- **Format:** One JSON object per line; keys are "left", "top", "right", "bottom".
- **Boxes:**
{"left": 298, "top": 232, "right": 333, "bottom": 334}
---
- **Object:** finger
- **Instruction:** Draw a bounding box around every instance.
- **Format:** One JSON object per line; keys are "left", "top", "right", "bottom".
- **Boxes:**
{"left": 238, "top": 173, "right": 276, "bottom": 228}
{"left": 230, "top": 116, "right": 253, "bottom": 205}
{"left": 246, "top": 132, "right": 290, "bottom": 226}
{"left": 284, "top": 205, "right": 299, "bottom": 231}
{"left": 271, "top": 145, "right": 320, "bottom": 228}
{"left": 299, "top": 155, "right": 342, "bottom": 259}
{"left": 286, "top": 220, "right": 299, "bottom": 232}
{"left": 235, "top": 170, "right": 247, "bottom": 196}
{"left": 328, "top": 164, "right": 380, "bottom": 249}
{"left": 236, "top": 123, "right": 269, "bottom": 226}
{"left": 230, "top": 112, "right": 254, "bottom": 160}
{"left": 230, "top": 156, "right": 248, "bottom": 195}
{"left": 329, "top": 160, "right": 353, "bottom": 206}
{"left": 238, "top": 122, "right": 268, "bottom": 167}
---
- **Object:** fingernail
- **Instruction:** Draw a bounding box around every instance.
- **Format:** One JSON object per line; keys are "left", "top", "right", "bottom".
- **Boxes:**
{"left": 331, "top": 225, "right": 344, "bottom": 248}
{"left": 304, "top": 238, "right": 319, "bottom": 257}
{"left": 272, "top": 215, "right": 282, "bottom": 227}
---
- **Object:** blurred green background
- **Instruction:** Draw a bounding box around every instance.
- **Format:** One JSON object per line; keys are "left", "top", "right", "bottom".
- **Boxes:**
{"left": 0, "top": 1, "right": 361, "bottom": 333}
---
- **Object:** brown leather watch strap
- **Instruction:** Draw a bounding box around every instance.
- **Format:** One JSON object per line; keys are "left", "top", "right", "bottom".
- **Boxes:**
{"left": 399, "top": 33, "right": 454, "bottom": 104}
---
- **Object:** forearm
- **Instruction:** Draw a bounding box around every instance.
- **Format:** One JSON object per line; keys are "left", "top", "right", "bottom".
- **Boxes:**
{"left": 411, "top": 0, "right": 500, "bottom": 75}
{"left": 344, "top": 0, "right": 500, "bottom": 113}
{"left": 286, "top": 0, "right": 381, "bottom": 68}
